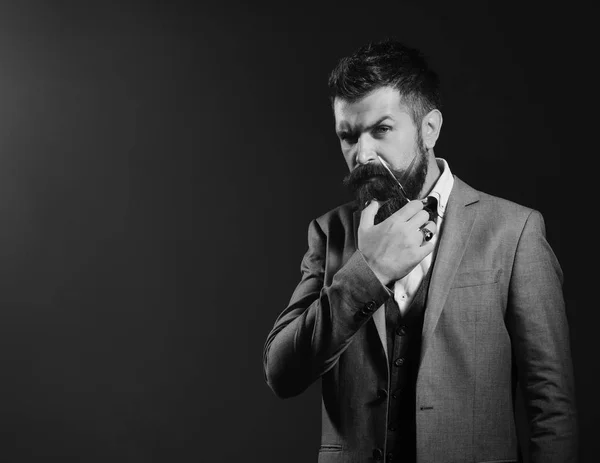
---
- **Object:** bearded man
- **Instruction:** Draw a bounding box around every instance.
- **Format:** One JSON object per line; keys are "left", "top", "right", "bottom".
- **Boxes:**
{"left": 263, "top": 39, "right": 577, "bottom": 463}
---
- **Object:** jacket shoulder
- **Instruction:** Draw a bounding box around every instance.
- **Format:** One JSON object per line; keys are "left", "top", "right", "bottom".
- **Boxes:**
{"left": 456, "top": 176, "right": 537, "bottom": 222}
{"left": 479, "top": 190, "right": 534, "bottom": 217}
{"left": 313, "top": 200, "right": 358, "bottom": 234}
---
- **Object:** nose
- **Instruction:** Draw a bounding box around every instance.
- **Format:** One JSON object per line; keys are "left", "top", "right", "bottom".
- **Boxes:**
{"left": 355, "top": 135, "right": 377, "bottom": 167}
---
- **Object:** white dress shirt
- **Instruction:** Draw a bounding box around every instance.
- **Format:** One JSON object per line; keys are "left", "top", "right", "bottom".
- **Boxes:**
{"left": 393, "top": 158, "right": 454, "bottom": 315}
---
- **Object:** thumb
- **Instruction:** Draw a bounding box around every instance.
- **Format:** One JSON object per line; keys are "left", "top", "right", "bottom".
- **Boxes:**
{"left": 360, "top": 200, "right": 380, "bottom": 228}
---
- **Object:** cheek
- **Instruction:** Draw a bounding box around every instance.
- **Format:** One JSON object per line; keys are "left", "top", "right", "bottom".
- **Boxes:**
{"left": 384, "top": 135, "right": 418, "bottom": 168}
{"left": 393, "top": 129, "right": 417, "bottom": 148}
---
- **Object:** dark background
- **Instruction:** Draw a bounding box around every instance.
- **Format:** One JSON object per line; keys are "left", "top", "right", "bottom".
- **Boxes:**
{"left": 0, "top": 1, "right": 594, "bottom": 462}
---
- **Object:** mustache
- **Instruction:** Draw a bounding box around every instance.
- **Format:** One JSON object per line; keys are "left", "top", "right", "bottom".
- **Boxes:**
{"left": 342, "top": 154, "right": 430, "bottom": 224}
{"left": 342, "top": 163, "right": 401, "bottom": 192}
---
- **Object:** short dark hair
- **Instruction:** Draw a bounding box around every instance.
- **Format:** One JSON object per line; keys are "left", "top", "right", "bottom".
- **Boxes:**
{"left": 328, "top": 39, "right": 442, "bottom": 126}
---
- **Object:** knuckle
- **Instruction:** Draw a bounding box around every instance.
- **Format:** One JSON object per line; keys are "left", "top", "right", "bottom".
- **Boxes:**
{"left": 402, "top": 200, "right": 420, "bottom": 213}
{"left": 412, "top": 200, "right": 425, "bottom": 209}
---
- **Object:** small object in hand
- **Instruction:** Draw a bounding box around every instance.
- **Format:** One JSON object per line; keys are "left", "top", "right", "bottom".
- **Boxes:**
{"left": 421, "top": 196, "right": 438, "bottom": 222}
{"left": 420, "top": 226, "right": 434, "bottom": 243}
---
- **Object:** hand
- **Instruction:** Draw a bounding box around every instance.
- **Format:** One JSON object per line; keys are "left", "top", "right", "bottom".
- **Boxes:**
{"left": 358, "top": 200, "right": 437, "bottom": 287}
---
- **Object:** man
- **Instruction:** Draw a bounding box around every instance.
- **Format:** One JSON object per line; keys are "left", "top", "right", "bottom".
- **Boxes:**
{"left": 263, "top": 39, "right": 577, "bottom": 462}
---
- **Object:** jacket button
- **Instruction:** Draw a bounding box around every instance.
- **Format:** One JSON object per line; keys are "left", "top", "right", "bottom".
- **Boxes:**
{"left": 355, "top": 309, "right": 369, "bottom": 321}
{"left": 395, "top": 325, "right": 407, "bottom": 336}
{"left": 386, "top": 452, "right": 394, "bottom": 461}
{"left": 376, "top": 388, "right": 388, "bottom": 400}
{"left": 365, "top": 300, "right": 377, "bottom": 311}
{"left": 355, "top": 309, "right": 367, "bottom": 320}
{"left": 372, "top": 448, "right": 383, "bottom": 460}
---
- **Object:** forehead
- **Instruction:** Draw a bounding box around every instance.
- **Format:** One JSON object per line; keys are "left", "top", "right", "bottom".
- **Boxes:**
{"left": 333, "top": 86, "right": 412, "bottom": 129}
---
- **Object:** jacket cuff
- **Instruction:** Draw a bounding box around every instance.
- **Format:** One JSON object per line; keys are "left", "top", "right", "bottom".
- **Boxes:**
{"left": 329, "top": 250, "right": 392, "bottom": 320}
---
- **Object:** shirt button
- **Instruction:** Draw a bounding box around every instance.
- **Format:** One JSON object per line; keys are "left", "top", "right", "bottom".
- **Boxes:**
{"left": 394, "top": 357, "right": 405, "bottom": 367}
{"left": 387, "top": 453, "right": 394, "bottom": 461}
{"left": 391, "top": 388, "right": 401, "bottom": 399}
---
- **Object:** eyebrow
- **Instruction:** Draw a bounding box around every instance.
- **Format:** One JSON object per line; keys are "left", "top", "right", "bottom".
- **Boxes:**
{"left": 337, "top": 115, "right": 394, "bottom": 136}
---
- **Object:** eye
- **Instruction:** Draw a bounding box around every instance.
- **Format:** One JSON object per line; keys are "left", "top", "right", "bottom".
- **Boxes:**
{"left": 339, "top": 133, "right": 357, "bottom": 144}
{"left": 374, "top": 125, "right": 391, "bottom": 135}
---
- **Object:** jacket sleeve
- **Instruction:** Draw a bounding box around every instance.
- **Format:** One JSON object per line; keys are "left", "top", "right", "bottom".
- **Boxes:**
{"left": 263, "top": 217, "right": 391, "bottom": 398}
{"left": 506, "top": 210, "right": 578, "bottom": 462}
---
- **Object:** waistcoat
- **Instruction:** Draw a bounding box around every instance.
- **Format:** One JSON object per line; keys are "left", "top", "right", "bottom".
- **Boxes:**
{"left": 382, "top": 266, "right": 433, "bottom": 463}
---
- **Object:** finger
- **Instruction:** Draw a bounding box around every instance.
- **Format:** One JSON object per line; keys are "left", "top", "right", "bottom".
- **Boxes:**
{"left": 419, "top": 220, "right": 438, "bottom": 236}
{"left": 405, "top": 209, "right": 431, "bottom": 229}
{"left": 387, "top": 199, "right": 424, "bottom": 222}
{"left": 418, "top": 221, "right": 438, "bottom": 245}
{"left": 359, "top": 200, "right": 381, "bottom": 229}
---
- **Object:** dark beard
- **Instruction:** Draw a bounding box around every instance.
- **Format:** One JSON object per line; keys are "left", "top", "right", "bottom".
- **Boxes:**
{"left": 343, "top": 148, "right": 429, "bottom": 225}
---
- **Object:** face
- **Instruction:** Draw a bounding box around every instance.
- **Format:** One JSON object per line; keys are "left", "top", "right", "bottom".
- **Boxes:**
{"left": 334, "top": 86, "right": 428, "bottom": 224}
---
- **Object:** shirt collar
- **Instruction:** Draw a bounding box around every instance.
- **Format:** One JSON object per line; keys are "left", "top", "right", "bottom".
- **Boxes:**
{"left": 426, "top": 158, "right": 454, "bottom": 219}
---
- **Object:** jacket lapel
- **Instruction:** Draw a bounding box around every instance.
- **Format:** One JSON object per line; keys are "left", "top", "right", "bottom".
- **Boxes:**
{"left": 421, "top": 177, "right": 479, "bottom": 358}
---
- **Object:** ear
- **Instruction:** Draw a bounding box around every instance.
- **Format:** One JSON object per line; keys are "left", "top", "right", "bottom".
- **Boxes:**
{"left": 421, "top": 109, "right": 443, "bottom": 149}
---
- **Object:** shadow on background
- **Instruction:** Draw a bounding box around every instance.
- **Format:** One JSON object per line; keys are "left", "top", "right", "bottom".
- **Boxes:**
{"left": 0, "top": 1, "right": 593, "bottom": 462}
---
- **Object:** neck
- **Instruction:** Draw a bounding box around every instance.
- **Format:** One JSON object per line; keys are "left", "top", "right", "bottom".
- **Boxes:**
{"left": 418, "top": 152, "right": 441, "bottom": 199}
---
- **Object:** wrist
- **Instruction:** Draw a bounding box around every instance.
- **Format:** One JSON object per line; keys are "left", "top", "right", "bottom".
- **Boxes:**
{"left": 359, "top": 251, "right": 392, "bottom": 287}
{"left": 373, "top": 268, "right": 393, "bottom": 288}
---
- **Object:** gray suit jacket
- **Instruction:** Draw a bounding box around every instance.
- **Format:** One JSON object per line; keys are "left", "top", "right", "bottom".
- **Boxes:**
{"left": 263, "top": 177, "right": 577, "bottom": 462}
